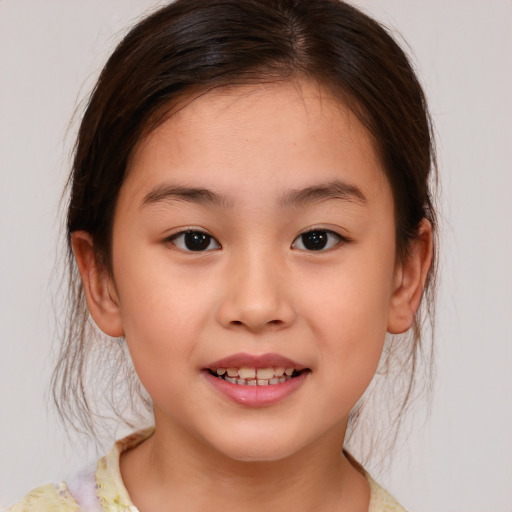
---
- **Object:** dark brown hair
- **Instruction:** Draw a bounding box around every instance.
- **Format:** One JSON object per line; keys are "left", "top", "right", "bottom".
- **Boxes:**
{"left": 53, "top": 0, "right": 438, "bottom": 462}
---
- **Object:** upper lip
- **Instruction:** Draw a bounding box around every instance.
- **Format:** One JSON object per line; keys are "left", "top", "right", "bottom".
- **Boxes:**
{"left": 206, "top": 352, "right": 308, "bottom": 371}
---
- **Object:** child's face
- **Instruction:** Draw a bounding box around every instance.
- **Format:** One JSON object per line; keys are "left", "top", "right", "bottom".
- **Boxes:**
{"left": 105, "top": 80, "right": 401, "bottom": 461}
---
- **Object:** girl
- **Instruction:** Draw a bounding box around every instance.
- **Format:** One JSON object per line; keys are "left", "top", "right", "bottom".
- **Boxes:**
{"left": 8, "top": 0, "right": 436, "bottom": 510}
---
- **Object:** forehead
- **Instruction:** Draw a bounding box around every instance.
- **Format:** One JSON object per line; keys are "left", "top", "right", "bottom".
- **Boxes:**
{"left": 124, "top": 79, "right": 389, "bottom": 207}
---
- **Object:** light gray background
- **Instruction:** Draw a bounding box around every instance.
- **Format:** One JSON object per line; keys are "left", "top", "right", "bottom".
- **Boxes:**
{"left": 1, "top": 1, "right": 511, "bottom": 510}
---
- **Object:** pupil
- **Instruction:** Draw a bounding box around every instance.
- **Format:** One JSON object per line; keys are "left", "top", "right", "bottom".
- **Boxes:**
{"left": 302, "top": 230, "right": 327, "bottom": 250}
{"left": 184, "top": 232, "right": 210, "bottom": 251}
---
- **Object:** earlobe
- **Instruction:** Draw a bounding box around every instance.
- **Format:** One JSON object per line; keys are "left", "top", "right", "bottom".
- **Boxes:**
{"left": 387, "top": 219, "right": 433, "bottom": 334}
{"left": 72, "top": 231, "right": 124, "bottom": 338}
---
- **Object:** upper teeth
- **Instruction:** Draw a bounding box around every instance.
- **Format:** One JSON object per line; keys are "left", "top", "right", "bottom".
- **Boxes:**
{"left": 215, "top": 366, "right": 296, "bottom": 385}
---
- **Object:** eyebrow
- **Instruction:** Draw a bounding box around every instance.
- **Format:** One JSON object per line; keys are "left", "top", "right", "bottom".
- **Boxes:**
{"left": 141, "top": 184, "right": 233, "bottom": 209}
{"left": 279, "top": 180, "right": 367, "bottom": 208}
{"left": 140, "top": 179, "right": 367, "bottom": 209}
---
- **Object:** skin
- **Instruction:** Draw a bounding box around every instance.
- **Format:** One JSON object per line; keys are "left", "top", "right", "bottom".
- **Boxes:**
{"left": 73, "top": 79, "right": 432, "bottom": 512}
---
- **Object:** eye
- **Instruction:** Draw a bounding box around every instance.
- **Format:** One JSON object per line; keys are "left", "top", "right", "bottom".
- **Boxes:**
{"left": 292, "top": 229, "right": 343, "bottom": 251}
{"left": 168, "top": 230, "right": 221, "bottom": 252}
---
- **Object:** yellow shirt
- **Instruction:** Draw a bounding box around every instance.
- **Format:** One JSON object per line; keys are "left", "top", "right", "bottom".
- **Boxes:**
{"left": 7, "top": 430, "right": 406, "bottom": 511}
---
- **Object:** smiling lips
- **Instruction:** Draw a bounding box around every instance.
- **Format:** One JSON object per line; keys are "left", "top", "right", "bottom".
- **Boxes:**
{"left": 213, "top": 366, "right": 297, "bottom": 386}
{"left": 204, "top": 353, "right": 310, "bottom": 405}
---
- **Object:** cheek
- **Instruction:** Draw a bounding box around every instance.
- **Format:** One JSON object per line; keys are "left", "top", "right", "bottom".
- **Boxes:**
{"left": 111, "top": 248, "right": 216, "bottom": 387}
{"left": 309, "top": 255, "right": 393, "bottom": 333}
{"left": 301, "top": 244, "right": 395, "bottom": 382}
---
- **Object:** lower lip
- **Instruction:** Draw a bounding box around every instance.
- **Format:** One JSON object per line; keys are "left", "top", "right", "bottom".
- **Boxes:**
{"left": 203, "top": 371, "right": 309, "bottom": 407}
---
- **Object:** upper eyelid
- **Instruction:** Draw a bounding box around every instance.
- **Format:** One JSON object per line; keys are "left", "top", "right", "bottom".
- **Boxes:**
{"left": 291, "top": 229, "right": 346, "bottom": 250}
{"left": 167, "top": 229, "right": 221, "bottom": 251}
{"left": 293, "top": 229, "right": 343, "bottom": 240}
{"left": 295, "top": 227, "right": 347, "bottom": 240}
{"left": 166, "top": 227, "right": 213, "bottom": 239}
{"left": 297, "top": 227, "right": 339, "bottom": 235}
{"left": 163, "top": 226, "right": 349, "bottom": 244}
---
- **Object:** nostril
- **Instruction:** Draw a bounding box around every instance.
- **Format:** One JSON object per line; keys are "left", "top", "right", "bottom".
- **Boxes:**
{"left": 229, "top": 318, "right": 284, "bottom": 329}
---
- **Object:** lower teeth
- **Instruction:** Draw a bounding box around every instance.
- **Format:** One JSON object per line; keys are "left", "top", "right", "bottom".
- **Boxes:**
{"left": 221, "top": 374, "right": 291, "bottom": 386}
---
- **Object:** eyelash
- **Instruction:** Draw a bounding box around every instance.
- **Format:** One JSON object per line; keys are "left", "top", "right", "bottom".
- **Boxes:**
{"left": 166, "top": 228, "right": 349, "bottom": 252}
{"left": 167, "top": 230, "right": 221, "bottom": 252}
{"left": 291, "top": 229, "right": 347, "bottom": 252}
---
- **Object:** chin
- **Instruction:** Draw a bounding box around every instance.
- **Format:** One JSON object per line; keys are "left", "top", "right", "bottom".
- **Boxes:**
{"left": 208, "top": 430, "right": 305, "bottom": 463}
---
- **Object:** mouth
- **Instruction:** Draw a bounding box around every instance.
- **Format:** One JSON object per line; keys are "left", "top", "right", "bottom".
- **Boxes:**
{"left": 205, "top": 353, "right": 310, "bottom": 387}
{"left": 207, "top": 366, "right": 309, "bottom": 386}
{"left": 204, "top": 353, "right": 310, "bottom": 406}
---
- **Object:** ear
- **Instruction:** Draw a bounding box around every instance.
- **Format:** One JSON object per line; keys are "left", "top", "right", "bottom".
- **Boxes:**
{"left": 72, "top": 231, "right": 124, "bottom": 338}
{"left": 387, "top": 219, "right": 433, "bottom": 334}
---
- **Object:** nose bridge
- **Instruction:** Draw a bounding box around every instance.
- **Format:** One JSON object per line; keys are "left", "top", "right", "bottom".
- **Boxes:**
{"left": 217, "top": 242, "right": 295, "bottom": 331}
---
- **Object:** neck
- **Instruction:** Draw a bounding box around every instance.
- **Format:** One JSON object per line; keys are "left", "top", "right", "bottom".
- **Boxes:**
{"left": 120, "top": 420, "right": 370, "bottom": 512}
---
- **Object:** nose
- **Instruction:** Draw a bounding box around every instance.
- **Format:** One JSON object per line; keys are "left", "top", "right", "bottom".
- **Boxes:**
{"left": 216, "top": 249, "right": 296, "bottom": 333}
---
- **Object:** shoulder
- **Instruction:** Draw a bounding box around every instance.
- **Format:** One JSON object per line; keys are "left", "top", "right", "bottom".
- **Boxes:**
{"left": 367, "top": 474, "right": 408, "bottom": 512}
{"left": 5, "top": 429, "right": 152, "bottom": 512}
{"left": 6, "top": 482, "right": 80, "bottom": 512}
{"left": 343, "top": 451, "right": 407, "bottom": 512}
